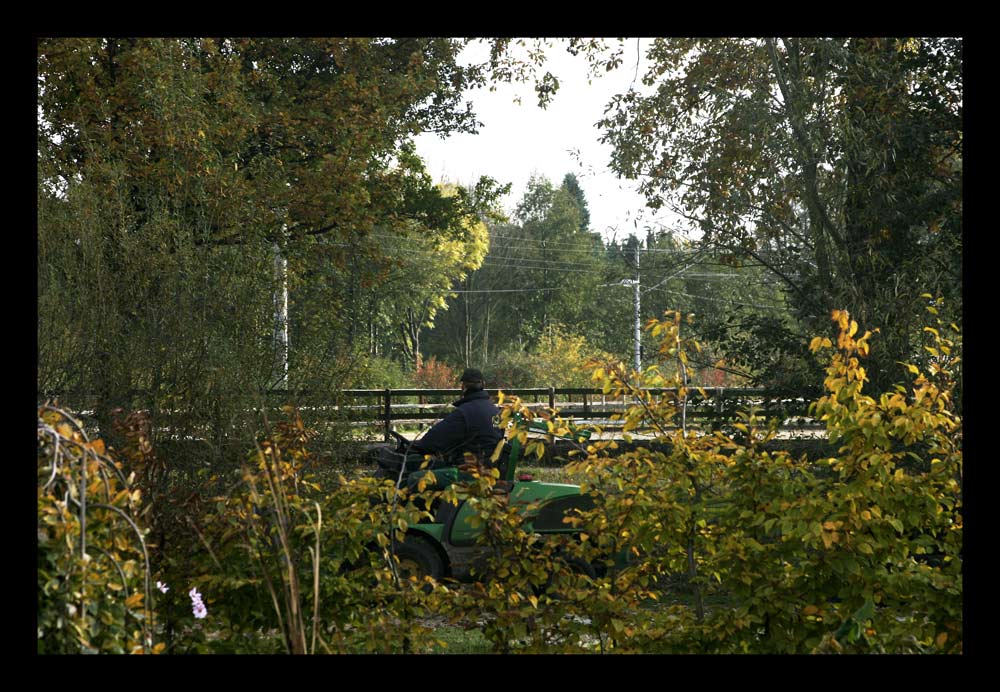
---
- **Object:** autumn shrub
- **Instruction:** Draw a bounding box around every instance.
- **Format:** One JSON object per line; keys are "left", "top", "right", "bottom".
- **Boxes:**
{"left": 149, "top": 407, "right": 450, "bottom": 653}
{"left": 428, "top": 460, "right": 611, "bottom": 653}
{"left": 490, "top": 325, "right": 614, "bottom": 389}
{"left": 411, "top": 356, "right": 458, "bottom": 389}
{"left": 556, "top": 306, "right": 962, "bottom": 653}
{"left": 39, "top": 301, "right": 959, "bottom": 654}
{"left": 37, "top": 406, "right": 158, "bottom": 654}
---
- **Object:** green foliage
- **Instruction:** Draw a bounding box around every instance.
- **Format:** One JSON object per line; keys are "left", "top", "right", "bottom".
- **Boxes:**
{"left": 354, "top": 356, "right": 411, "bottom": 389}
{"left": 37, "top": 38, "right": 492, "bottom": 448}
{"left": 37, "top": 406, "right": 158, "bottom": 654}
{"left": 490, "top": 325, "right": 615, "bottom": 388}
{"left": 602, "top": 38, "right": 961, "bottom": 395}
{"left": 424, "top": 174, "right": 607, "bottom": 367}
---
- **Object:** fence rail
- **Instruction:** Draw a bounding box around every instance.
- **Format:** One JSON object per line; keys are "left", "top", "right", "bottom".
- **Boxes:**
{"left": 39, "top": 386, "right": 817, "bottom": 441}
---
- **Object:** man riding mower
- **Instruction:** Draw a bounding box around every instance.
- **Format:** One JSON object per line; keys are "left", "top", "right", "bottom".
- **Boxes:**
{"left": 369, "top": 368, "right": 600, "bottom": 583}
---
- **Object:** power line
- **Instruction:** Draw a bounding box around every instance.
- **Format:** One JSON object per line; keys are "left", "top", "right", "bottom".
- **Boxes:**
{"left": 446, "top": 286, "right": 568, "bottom": 294}
{"left": 648, "top": 286, "right": 786, "bottom": 311}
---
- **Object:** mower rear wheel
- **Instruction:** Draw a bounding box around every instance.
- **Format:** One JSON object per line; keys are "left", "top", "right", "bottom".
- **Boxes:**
{"left": 392, "top": 534, "right": 445, "bottom": 582}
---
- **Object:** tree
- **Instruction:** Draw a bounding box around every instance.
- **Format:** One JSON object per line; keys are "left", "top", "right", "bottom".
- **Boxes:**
{"left": 561, "top": 173, "right": 591, "bottom": 231}
{"left": 38, "top": 38, "right": 492, "bottom": 443}
{"left": 424, "top": 174, "right": 606, "bottom": 369}
{"left": 594, "top": 37, "right": 962, "bottom": 393}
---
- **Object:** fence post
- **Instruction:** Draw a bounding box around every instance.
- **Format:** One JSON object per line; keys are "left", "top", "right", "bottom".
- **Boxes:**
{"left": 548, "top": 386, "right": 555, "bottom": 412}
{"left": 384, "top": 388, "right": 391, "bottom": 442}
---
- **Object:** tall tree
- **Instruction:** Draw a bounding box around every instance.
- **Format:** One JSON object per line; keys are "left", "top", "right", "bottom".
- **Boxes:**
{"left": 594, "top": 37, "right": 961, "bottom": 393}
{"left": 561, "top": 172, "right": 591, "bottom": 232}
{"left": 38, "top": 38, "right": 490, "bottom": 442}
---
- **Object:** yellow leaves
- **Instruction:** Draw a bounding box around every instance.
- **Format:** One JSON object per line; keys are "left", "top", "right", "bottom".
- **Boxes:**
{"left": 124, "top": 592, "right": 144, "bottom": 609}
{"left": 935, "top": 631, "right": 948, "bottom": 648}
{"left": 820, "top": 520, "right": 842, "bottom": 548}
{"left": 832, "top": 309, "right": 850, "bottom": 330}
{"left": 809, "top": 336, "right": 833, "bottom": 353}
{"left": 490, "top": 438, "right": 505, "bottom": 463}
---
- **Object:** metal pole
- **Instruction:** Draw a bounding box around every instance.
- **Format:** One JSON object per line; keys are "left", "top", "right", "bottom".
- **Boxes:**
{"left": 273, "top": 242, "right": 289, "bottom": 389}
{"left": 633, "top": 241, "right": 641, "bottom": 373}
{"left": 384, "top": 388, "right": 391, "bottom": 442}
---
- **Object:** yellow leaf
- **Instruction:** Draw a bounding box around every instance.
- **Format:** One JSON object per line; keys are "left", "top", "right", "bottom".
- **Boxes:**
{"left": 198, "top": 129, "right": 205, "bottom": 139}
{"left": 848, "top": 320, "right": 858, "bottom": 337}
{"left": 90, "top": 439, "right": 106, "bottom": 455}
{"left": 528, "top": 595, "right": 538, "bottom": 608}
{"left": 125, "top": 592, "right": 144, "bottom": 609}
{"left": 803, "top": 605, "right": 819, "bottom": 616}
{"left": 935, "top": 632, "right": 948, "bottom": 648}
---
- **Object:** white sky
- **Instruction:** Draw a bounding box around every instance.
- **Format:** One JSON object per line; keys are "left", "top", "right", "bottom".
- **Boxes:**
{"left": 413, "top": 39, "right": 679, "bottom": 242}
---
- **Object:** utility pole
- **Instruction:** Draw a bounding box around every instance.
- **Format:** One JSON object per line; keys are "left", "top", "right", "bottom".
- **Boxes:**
{"left": 273, "top": 242, "right": 289, "bottom": 389}
{"left": 619, "top": 237, "right": 641, "bottom": 373}
{"left": 633, "top": 241, "right": 641, "bottom": 373}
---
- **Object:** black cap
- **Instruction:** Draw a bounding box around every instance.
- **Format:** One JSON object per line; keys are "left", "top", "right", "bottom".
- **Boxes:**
{"left": 459, "top": 368, "right": 485, "bottom": 384}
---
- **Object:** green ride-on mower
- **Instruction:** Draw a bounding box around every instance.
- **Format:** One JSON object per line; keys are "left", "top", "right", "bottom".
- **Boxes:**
{"left": 371, "top": 417, "right": 598, "bottom": 584}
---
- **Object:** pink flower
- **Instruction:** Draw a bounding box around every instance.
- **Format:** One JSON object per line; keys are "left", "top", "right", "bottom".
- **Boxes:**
{"left": 156, "top": 581, "right": 169, "bottom": 594}
{"left": 189, "top": 587, "right": 208, "bottom": 619}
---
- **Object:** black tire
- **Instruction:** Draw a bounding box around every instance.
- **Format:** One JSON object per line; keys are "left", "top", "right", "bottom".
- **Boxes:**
{"left": 392, "top": 534, "right": 446, "bottom": 581}
{"left": 536, "top": 555, "right": 597, "bottom": 598}
{"left": 565, "top": 556, "right": 597, "bottom": 579}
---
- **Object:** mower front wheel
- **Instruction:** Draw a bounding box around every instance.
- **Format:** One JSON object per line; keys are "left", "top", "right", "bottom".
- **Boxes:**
{"left": 392, "top": 534, "right": 446, "bottom": 582}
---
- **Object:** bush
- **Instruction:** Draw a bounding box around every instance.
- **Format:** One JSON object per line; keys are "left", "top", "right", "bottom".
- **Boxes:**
{"left": 558, "top": 307, "right": 962, "bottom": 653}
{"left": 38, "top": 303, "right": 959, "bottom": 654}
{"left": 489, "top": 325, "right": 614, "bottom": 389}
{"left": 410, "top": 356, "right": 458, "bottom": 389}
{"left": 37, "top": 406, "right": 159, "bottom": 654}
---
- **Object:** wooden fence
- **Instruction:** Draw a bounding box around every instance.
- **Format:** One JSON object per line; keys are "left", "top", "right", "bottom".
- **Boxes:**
{"left": 38, "top": 387, "right": 817, "bottom": 442}
{"left": 305, "top": 386, "right": 814, "bottom": 440}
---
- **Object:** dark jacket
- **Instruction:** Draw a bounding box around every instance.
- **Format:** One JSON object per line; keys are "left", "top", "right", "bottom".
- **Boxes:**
{"left": 412, "top": 389, "right": 502, "bottom": 462}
